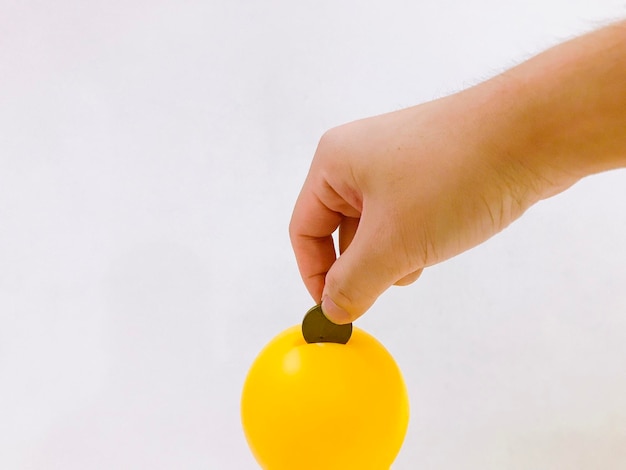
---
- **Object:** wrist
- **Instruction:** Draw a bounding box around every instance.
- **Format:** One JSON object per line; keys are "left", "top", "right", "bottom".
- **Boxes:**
{"left": 452, "top": 74, "right": 570, "bottom": 208}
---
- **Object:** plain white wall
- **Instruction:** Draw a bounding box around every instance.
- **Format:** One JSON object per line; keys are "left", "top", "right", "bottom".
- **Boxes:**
{"left": 1, "top": 1, "right": 626, "bottom": 469}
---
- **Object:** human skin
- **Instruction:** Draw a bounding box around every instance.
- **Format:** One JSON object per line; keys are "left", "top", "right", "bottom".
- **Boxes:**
{"left": 290, "top": 20, "right": 626, "bottom": 324}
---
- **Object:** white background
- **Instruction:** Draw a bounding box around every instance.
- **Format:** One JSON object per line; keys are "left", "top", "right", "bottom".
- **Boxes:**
{"left": 1, "top": 1, "right": 626, "bottom": 469}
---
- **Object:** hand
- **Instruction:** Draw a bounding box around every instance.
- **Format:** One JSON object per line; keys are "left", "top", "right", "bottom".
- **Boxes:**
{"left": 290, "top": 82, "right": 569, "bottom": 324}
{"left": 291, "top": 21, "right": 626, "bottom": 324}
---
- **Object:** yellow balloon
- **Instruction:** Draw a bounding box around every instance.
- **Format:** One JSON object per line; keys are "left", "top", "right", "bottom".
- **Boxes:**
{"left": 241, "top": 325, "right": 409, "bottom": 470}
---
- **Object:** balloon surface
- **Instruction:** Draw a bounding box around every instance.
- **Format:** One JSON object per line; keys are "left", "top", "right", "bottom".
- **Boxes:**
{"left": 241, "top": 325, "right": 409, "bottom": 470}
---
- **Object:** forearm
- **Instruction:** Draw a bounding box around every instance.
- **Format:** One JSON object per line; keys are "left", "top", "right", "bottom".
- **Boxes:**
{"left": 504, "top": 20, "right": 626, "bottom": 187}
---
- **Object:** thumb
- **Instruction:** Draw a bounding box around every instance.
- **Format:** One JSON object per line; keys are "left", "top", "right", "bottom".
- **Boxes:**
{"left": 321, "top": 221, "right": 409, "bottom": 324}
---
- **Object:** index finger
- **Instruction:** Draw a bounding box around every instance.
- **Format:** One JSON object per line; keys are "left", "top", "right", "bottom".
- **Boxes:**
{"left": 289, "top": 177, "right": 342, "bottom": 302}
{"left": 289, "top": 168, "right": 362, "bottom": 301}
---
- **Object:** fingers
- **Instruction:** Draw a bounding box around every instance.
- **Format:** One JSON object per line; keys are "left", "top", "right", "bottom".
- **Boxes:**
{"left": 291, "top": 125, "right": 425, "bottom": 323}
{"left": 394, "top": 268, "right": 423, "bottom": 286}
{"left": 289, "top": 170, "right": 362, "bottom": 302}
{"left": 321, "top": 211, "right": 413, "bottom": 324}
{"left": 289, "top": 188, "right": 340, "bottom": 302}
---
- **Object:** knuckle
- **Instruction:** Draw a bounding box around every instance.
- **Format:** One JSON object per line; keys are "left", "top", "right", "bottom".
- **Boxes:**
{"left": 316, "top": 125, "right": 351, "bottom": 162}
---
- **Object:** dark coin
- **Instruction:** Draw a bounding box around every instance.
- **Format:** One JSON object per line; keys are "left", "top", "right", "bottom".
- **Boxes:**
{"left": 302, "top": 304, "right": 352, "bottom": 344}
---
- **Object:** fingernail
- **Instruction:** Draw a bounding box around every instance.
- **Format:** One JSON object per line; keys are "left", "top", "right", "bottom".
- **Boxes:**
{"left": 321, "top": 296, "right": 352, "bottom": 325}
